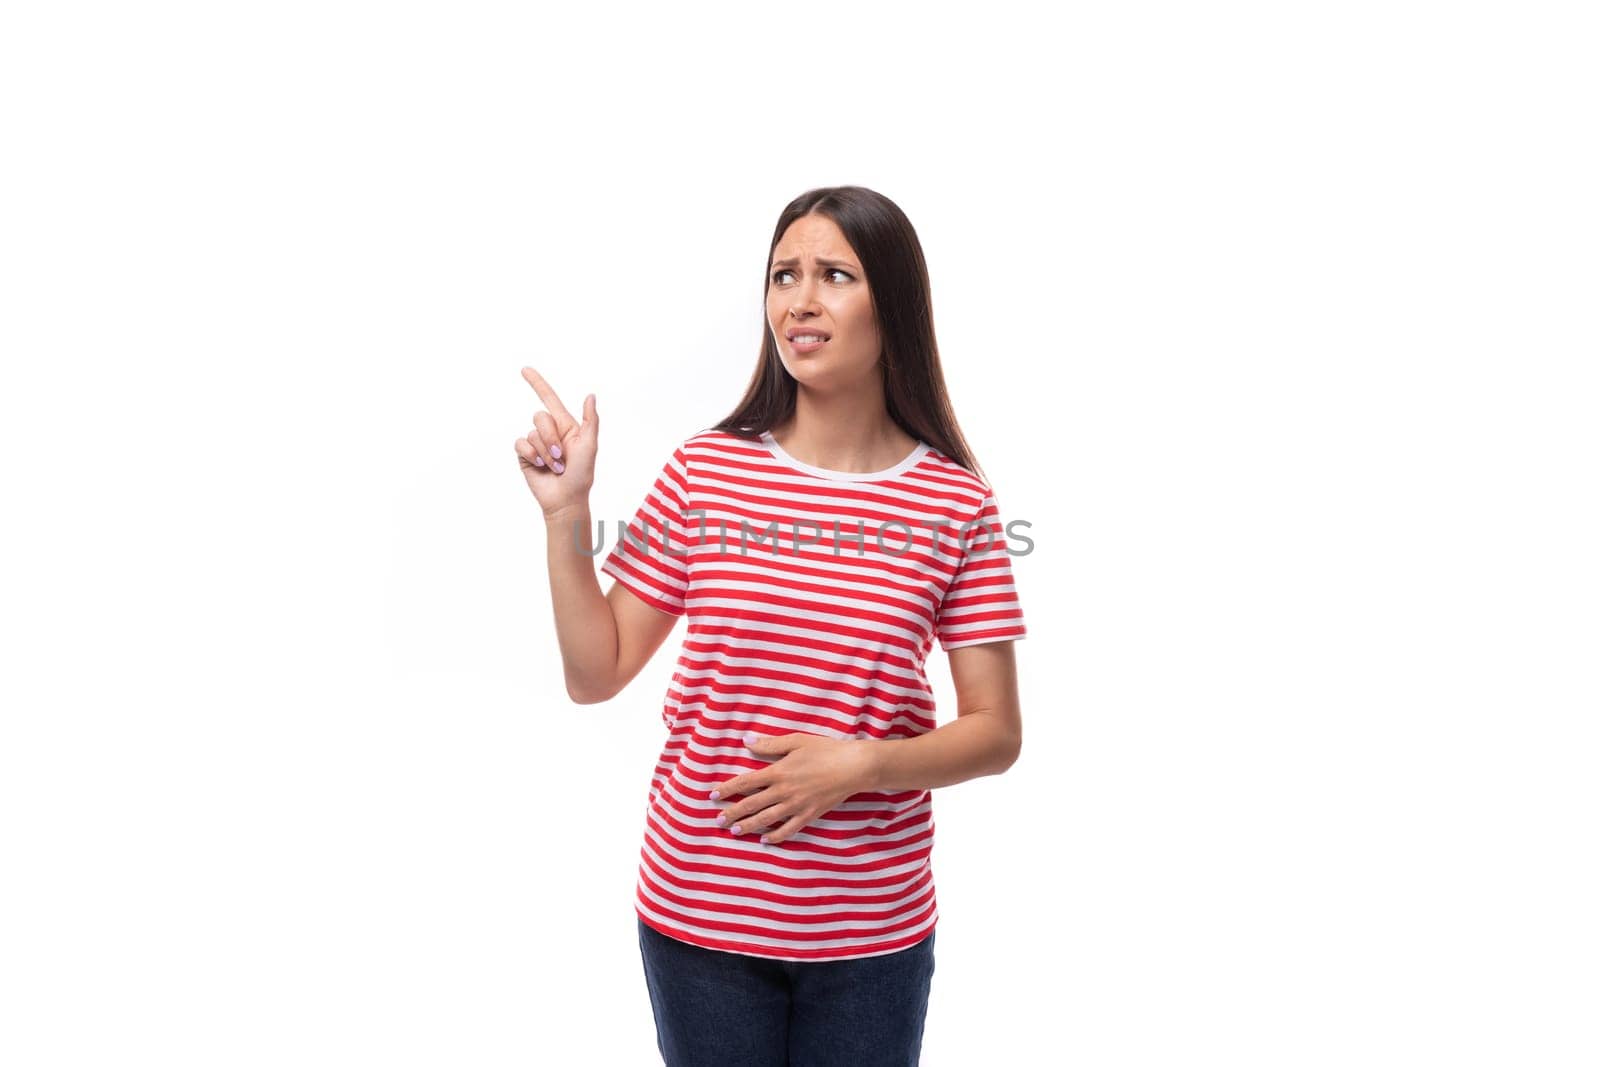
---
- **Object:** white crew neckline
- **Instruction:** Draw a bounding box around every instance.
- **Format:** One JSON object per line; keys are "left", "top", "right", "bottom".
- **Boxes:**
{"left": 758, "top": 429, "right": 931, "bottom": 482}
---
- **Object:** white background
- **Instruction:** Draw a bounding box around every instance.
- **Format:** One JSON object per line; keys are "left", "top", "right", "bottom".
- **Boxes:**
{"left": 3, "top": 2, "right": 1596, "bottom": 1064}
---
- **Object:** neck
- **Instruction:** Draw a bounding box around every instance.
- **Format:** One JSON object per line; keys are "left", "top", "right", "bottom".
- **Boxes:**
{"left": 771, "top": 379, "right": 918, "bottom": 473}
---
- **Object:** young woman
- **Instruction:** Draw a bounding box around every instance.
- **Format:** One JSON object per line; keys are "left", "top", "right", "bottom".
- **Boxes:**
{"left": 515, "top": 185, "right": 1028, "bottom": 1066}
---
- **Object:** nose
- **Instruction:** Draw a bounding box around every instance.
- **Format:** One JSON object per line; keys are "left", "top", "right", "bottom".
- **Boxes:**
{"left": 788, "top": 275, "right": 822, "bottom": 319}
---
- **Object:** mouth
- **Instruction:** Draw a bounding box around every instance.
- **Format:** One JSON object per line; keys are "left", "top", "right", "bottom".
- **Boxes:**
{"left": 787, "top": 333, "right": 829, "bottom": 352}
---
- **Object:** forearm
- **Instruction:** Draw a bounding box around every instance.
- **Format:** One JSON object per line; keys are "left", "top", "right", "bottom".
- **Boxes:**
{"left": 865, "top": 710, "right": 1020, "bottom": 792}
{"left": 543, "top": 503, "right": 620, "bottom": 702}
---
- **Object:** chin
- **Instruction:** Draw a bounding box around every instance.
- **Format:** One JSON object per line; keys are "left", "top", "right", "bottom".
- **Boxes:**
{"left": 779, "top": 360, "right": 824, "bottom": 384}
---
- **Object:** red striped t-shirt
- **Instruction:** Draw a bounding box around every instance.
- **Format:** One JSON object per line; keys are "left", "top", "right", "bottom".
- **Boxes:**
{"left": 600, "top": 427, "right": 1027, "bottom": 962}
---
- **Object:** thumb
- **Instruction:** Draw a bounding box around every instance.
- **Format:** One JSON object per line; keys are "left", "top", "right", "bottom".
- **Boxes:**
{"left": 582, "top": 393, "right": 598, "bottom": 436}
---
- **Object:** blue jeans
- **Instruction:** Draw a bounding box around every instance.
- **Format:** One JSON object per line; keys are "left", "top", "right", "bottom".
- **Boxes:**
{"left": 637, "top": 916, "right": 936, "bottom": 1066}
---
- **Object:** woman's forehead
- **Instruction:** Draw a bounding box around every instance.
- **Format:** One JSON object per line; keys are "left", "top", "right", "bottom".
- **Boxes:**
{"left": 774, "top": 215, "right": 857, "bottom": 262}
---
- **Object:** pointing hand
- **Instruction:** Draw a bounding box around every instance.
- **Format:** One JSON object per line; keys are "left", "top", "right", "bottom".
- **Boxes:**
{"left": 515, "top": 366, "right": 598, "bottom": 517}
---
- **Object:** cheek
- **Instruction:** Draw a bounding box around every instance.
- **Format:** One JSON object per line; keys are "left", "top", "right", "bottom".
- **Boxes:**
{"left": 842, "top": 297, "right": 877, "bottom": 336}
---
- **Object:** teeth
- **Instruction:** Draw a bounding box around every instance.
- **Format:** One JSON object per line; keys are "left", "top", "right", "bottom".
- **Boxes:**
{"left": 792, "top": 335, "right": 826, "bottom": 343}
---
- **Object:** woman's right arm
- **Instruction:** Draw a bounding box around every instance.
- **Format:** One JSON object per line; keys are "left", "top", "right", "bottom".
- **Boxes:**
{"left": 517, "top": 367, "right": 678, "bottom": 704}
{"left": 543, "top": 500, "right": 679, "bottom": 704}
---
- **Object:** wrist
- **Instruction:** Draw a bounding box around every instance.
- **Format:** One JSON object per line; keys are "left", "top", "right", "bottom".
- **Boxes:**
{"left": 862, "top": 737, "right": 891, "bottom": 793}
{"left": 543, "top": 501, "right": 591, "bottom": 527}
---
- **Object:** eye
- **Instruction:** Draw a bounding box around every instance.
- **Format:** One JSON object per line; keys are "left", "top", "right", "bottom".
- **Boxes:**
{"left": 770, "top": 267, "right": 853, "bottom": 285}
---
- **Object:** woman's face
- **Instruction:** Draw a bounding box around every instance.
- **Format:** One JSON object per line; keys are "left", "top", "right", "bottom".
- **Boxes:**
{"left": 766, "top": 214, "right": 881, "bottom": 390}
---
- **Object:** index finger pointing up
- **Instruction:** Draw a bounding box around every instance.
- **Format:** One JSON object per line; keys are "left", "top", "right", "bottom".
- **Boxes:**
{"left": 521, "top": 366, "right": 575, "bottom": 426}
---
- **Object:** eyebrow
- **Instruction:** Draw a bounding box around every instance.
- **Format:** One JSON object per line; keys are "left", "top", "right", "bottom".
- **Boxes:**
{"left": 771, "top": 256, "right": 859, "bottom": 271}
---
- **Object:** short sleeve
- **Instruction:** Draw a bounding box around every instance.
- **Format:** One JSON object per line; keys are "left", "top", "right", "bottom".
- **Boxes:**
{"left": 600, "top": 444, "right": 693, "bottom": 616}
{"left": 934, "top": 491, "right": 1028, "bottom": 651}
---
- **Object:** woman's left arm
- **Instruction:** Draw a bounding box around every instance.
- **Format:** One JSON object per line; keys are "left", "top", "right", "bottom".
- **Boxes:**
{"left": 708, "top": 641, "right": 1023, "bottom": 843}
{"left": 867, "top": 639, "right": 1022, "bottom": 791}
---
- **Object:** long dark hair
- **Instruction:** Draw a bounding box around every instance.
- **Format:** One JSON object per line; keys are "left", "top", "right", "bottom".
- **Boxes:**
{"left": 710, "top": 185, "right": 988, "bottom": 483}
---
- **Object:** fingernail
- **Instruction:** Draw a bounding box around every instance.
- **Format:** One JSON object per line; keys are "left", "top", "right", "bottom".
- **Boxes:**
{"left": 730, "top": 824, "right": 742, "bottom": 835}
{"left": 744, "top": 732, "right": 757, "bottom": 746}
{"left": 709, "top": 791, "right": 721, "bottom": 800}
{"left": 551, "top": 444, "right": 562, "bottom": 460}
{"left": 533, "top": 456, "right": 545, "bottom": 467}
{"left": 552, "top": 460, "right": 564, "bottom": 473}
{"left": 715, "top": 815, "right": 726, "bottom": 826}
